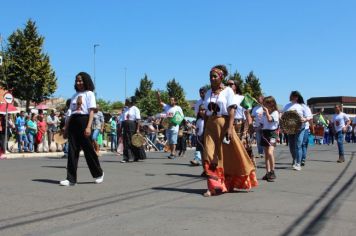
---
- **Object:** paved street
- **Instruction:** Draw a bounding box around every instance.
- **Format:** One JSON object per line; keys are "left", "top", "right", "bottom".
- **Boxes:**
{"left": 0, "top": 143, "right": 355, "bottom": 236}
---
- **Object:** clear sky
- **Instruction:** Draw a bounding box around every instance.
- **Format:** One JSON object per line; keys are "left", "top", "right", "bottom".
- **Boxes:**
{"left": 1, "top": 0, "right": 355, "bottom": 106}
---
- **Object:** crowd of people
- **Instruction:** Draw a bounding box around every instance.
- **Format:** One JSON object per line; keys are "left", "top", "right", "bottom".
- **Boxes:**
{"left": 0, "top": 67, "right": 354, "bottom": 197}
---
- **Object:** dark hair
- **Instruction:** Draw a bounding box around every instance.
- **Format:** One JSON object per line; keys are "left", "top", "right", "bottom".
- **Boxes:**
{"left": 227, "top": 79, "right": 242, "bottom": 95}
{"left": 289, "top": 91, "right": 303, "bottom": 103}
{"left": 65, "top": 98, "right": 71, "bottom": 108}
{"left": 74, "top": 72, "right": 95, "bottom": 92}
{"left": 211, "top": 65, "right": 228, "bottom": 78}
{"left": 197, "top": 104, "right": 206, "bottom": 120}
{"left": 263, "top": 96, "right": 278, "bottom": 113}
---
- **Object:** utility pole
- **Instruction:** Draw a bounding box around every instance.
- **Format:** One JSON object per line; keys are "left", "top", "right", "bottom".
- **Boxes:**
{"left": 93, "top": 44, "right": 100, "bottom": 96}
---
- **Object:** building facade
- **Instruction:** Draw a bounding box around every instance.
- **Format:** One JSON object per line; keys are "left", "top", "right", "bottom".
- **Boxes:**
{"left": 307, "top": 96, "right": 356, "bottom": 119}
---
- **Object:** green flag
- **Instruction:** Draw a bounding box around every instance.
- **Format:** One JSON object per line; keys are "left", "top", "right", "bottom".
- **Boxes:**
{"left": 240, "top": 93, "right": 259, "bottom": 110}
{"left": 318, "top": 114, "right": 328, "bottom": 127}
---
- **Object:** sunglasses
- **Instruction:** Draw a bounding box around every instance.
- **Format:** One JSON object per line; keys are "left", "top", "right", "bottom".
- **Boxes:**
{"left": 227, "top": 83, "right": 234, "bottom": 86}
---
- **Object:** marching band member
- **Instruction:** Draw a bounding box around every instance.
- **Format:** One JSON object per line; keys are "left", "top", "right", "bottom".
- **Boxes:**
{"left": 121, "top": 96, "right": 146, "bottom": 162}
{"left": 300, "top": 98, "right": 313, "bottom": 166}
{"left": 202, "top": 65, "right": 257, "bottom": 197}
{"left": 282, "top": 91, "right": 309, "bottom": 171}
{"left": 60, "top": 72, "right": 104, "bottom": 186}
{"left": 226, "top": 79, "right": 255, "bottom": 165}
{"left": 260, "top": 96, "right": 279, "bottom": 182}
{"left": 332, "top": 105, "right": 350, "bottom": 163}
{"left": 251, "top": 96, "right": 265, "bottom": 159}
{"left": 157, "top": 93, "right": 184, "bottom": 159}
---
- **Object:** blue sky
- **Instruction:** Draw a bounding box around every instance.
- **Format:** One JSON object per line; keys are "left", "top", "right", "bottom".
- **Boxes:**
{"left": 1, "top": 0, "right": 355, "bottom": 106}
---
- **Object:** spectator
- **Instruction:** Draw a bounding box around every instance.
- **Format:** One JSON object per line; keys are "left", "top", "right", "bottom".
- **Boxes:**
{"left": 16, "top": 111, "right": 28, "bottom": 152}
{"left": 47, "top": 109, "right": 60, "bottom": 151}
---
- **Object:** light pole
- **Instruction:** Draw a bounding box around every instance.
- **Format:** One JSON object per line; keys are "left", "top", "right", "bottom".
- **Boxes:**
{"left": 93, "top": 44, "right": 100, "bottom": 96}
{"left": 124, "top": 67, "right": 127, "bottom": 99}
{"left": 227, "top": 63, "right": 232, "bottom": 76}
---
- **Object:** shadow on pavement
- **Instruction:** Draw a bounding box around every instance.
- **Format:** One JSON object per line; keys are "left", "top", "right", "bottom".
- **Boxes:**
{"left": 32, "top": 179, "right": 59, "bottom": 185}
{"left": 152, "top": 187, "right": 205, "bottom": 195}
{"left": 41, "top": 166, "right": 66, "bottom": 169}
{"left": 164, "top": 163, "right": 191, "bottom": 166}
{"left": 280, "top": 152, "right": 355, "bottom": 236}
{"left": 166, "top": 173, "right": 203, "bottom": 178}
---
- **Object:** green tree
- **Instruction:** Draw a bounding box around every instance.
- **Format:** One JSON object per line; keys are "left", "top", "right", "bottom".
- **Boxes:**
{"left": 244, "top": 71, "right": 262, "bottom": 99}
{"left": 111, "top": 101, "right": 124, "bottom": 110}
{"left": 2, "top": 19, "right": 57, "bottom": 110}
{"left": 97, "top": 98, "right": 111, "bottom": 112}
{"left": 136, "top": 90, "right": 164, "bottom": 117}
{"left": 134, "top": 74, "right": 153, "bottom": 99}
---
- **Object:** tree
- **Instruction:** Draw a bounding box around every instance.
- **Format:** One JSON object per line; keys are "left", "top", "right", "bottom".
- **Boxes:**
{"left": 97, "top": 98, "right": 111, "bottom": 112}
{"left": 134, "top": 74, "right": 153, "bottom": 100}
{"left": 136, "top": 90, "right": 165, "bottom": 117}
{"left": 111, "top": 101, "right": 124, "bottom": 110}
{"left": 244, "top": 71, "right": 262, "bottom": 99}
{"left": 2, "top": 19, "right": 57, "bottom": 110}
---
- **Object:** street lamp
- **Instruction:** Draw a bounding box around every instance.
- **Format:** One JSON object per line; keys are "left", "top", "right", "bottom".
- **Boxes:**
{"left": 227, "top": 63, "right": 232, "bottom": 75}
{"left": 93, "top": 44, "right": 100, "bottom": 96}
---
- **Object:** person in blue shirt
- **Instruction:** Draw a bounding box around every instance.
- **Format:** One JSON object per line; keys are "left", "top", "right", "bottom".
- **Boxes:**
{"left": 16, "top": 111, "right": 28, "bottom": 152}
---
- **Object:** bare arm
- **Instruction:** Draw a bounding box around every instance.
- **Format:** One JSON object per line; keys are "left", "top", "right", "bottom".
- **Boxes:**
{"left": 227, "top": 106, "right": 236, "bottom": 140}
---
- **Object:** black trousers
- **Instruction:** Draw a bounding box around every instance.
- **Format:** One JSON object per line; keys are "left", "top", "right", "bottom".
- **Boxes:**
{"left": 66, "top": 115, "right": 103, "bottom": 183}
{"left": 122, "top": 120, "right": 146, "bottom": 161}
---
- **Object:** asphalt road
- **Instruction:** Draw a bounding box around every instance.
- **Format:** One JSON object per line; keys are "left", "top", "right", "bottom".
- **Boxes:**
{"left": 0, "top": 143, "right": 355, "bottom": 236}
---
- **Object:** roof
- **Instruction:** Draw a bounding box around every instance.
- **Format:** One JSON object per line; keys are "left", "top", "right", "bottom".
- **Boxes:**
{"left": 307, "top": 96, "right": 356, "bottom": 105}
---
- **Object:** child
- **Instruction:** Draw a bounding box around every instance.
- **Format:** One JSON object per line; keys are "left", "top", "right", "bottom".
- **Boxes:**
{"left": 190, "top": 104, "right": 205, "bottom": 166}
{"left": 261, "top": 96, "right": 279, "bottom": 182}
{"left": 110, "top": 116, "right": 118, "bottom": 152}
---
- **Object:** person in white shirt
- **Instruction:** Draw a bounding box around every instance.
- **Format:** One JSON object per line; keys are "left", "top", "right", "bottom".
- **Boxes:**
{"left": 282, "top": 91, "right": 309, "bottom": 171}
{"left": 121, "top": 96, "right": 146, "bottom": 162}
{"left": 202, "top": 65, "right": 257, "bottom": 197}
{"left": 251, "top": 96, "right": 264, "bottom": 158}
{"left": 190, "top": 104, "right": 205, "bottom": 166}
{"left": 300, "top": 99, "right": 314, "bottom": 166}
{"left": 194, "top": 87, "right": 206, "bottom": 116}
{"left": 157, "top": 92, "right": 184, "bottom": 159}
{"left": 260, "top": 96, "right": 279, "bottom": 182}
{"left": 332, "top": 105, "right": 350, "bottom": 163}
{"left": 46, "top": 109, "right": 60, "bottom": 152}
{"left": 226, "top": 79, "right": 254, "bottom": 165}
{"left": 60, "top": 72, "right": 104, "bottom": 186}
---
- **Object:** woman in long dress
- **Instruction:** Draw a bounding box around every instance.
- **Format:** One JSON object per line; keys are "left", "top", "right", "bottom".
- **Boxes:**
{"left": 203, "top": 65, "right": 258, "bottom": 196}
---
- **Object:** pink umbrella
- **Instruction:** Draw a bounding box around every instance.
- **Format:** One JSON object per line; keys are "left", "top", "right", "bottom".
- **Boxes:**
{"left": 36, "top": 103, "right": 48, "bottom": 110}
{"left": 0, "top": 103, "right": 19, "bottom": 114}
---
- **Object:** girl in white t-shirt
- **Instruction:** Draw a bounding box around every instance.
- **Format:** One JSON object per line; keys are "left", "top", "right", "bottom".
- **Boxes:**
{"left": 60, "top": 72, "right": 104, "bottom": 186}
{"left": 190, "top": 104, "right": 205, "bottom": 166}
{"left": 261, "top": 96, "right": 279, "bottom": 182}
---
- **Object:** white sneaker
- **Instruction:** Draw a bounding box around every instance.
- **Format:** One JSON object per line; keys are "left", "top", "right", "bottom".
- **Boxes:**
{"left": 59, "top": 179, "right": 76, "bottom": 186}
{"left": 293, "top": 164, "right": 302, "bottom": 171}
{"left": 95, "top": 172, "right": 104, "bottom": 184}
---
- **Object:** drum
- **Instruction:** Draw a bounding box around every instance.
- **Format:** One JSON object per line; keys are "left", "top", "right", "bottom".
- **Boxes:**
{"left": 131, "top": 133, "right": 146, "bottom": 147}
{"left": 280, "top": 110, "right": 302, "bottom": 135}
{"left": 53, "top": 133, "right": 68, "bottom": 145}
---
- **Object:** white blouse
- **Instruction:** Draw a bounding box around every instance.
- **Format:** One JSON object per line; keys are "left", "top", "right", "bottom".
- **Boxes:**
{"left": 204, "top": 87, "right": 237, "bottom": 117}
{"left": 123, "top": 106, "right": 141, "bottom": 121}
